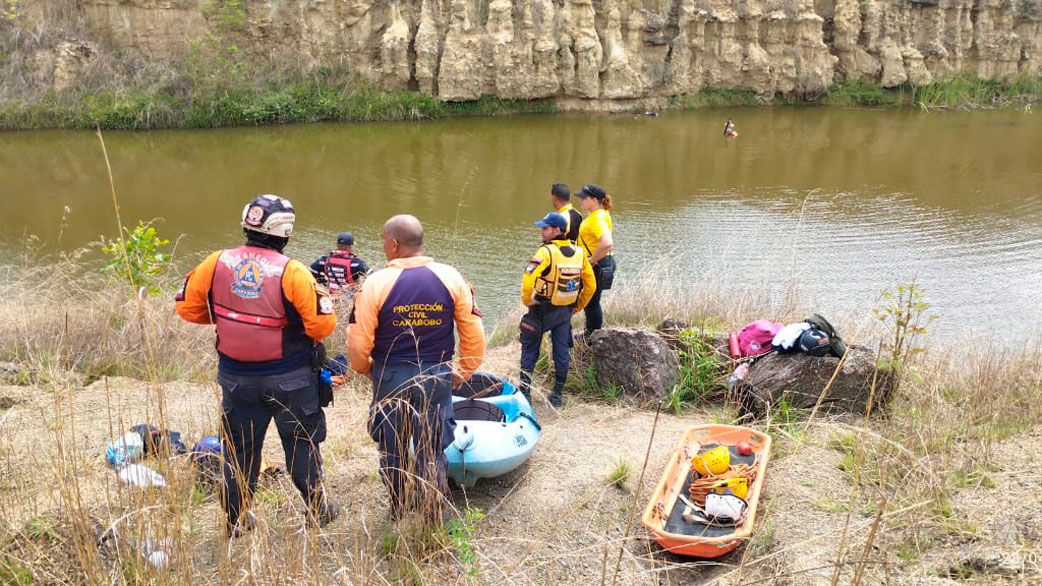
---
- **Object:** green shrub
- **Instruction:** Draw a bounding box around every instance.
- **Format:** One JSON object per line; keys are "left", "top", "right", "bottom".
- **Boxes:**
{"left": 666, "top": 330, "right": 728, "bottom": 414}
{"left": 99, "top": 221, "right": 171, "bottom": 295}
{"left": 825, "top": 79, "right": 898, "bottom": 106}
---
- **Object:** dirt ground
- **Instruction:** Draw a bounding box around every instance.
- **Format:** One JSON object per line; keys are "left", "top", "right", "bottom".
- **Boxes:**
{"left": 0, "top": 342, "right": 1038, "bottom": 584}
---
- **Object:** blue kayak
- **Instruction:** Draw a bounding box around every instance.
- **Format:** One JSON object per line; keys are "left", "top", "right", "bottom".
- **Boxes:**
{"left": 445, "top": 373, "right": 541, "bottom": 487}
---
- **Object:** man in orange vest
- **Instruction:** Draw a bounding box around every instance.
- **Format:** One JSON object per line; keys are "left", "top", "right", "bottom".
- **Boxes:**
{"left": 310, "top": 232, "right": 371, "bottom": 295}
{"left": 176, "top": 194, "right": 339, "bottom": 537}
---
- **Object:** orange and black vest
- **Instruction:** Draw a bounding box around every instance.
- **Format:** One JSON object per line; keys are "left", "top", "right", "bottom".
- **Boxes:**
{"left": 210, "top": 246, "right": 310, "bottom": 369}
{"left": 324, "top": 251, "right": 356, "bottom": 292}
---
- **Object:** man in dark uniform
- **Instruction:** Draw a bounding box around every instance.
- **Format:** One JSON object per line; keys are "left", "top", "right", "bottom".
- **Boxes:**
{"left": 310, "top": 232, "right": 371, "bottom": 294}
{"left": 551, "top": 183, "right": 583, "bottom": 244}
{"left": 348, "top": 214, "right": 485, "bottom": 522}
{"left": 176, "top": 194, "right": 340, "bottom": 537}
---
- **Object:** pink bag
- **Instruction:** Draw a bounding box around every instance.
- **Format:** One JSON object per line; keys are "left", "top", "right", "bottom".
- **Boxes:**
{"left": 737, "top": 319, "right": 782, "bottom": 358}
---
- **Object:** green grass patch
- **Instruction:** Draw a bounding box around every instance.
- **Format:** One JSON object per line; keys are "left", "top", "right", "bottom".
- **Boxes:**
{"left": 825, "top": 78, "right": 899, "bottom": 106}
{"left": 0, "top": 81, "right": 556, "bottom": 131}
{"left": 566, "top": 364, "right": 620, "bottom": 403}
{"left": 911, "top": 73, "right": 1042, "bottom": 109}
{"left": 0, "top": 556, "right": 33, "bottom": 585}
{"left": 605, "top": 458, "right": 630, "bottom": 488}
{"left": 22, "top": 516, "right": 58, "bottom": 542}
{"left": 445, "top": 507, "right": 485, "bottom": 577}
{"left": 665, "top": 330, "right": 728, "bottom": 415}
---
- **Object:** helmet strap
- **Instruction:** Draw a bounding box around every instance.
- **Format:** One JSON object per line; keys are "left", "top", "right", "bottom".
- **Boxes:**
{"left": 244, "top": 229, "right": 289, "bottom": 253}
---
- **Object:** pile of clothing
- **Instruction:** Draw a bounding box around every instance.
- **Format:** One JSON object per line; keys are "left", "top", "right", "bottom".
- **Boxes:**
{"left": 105, "top": 424, "right": 188, "bottom": 488}
{"left": 730, "top": 313, "right": 846, "bottom": 360}
{"left": 105, "top": 424, "right": 282, "bottom": 489}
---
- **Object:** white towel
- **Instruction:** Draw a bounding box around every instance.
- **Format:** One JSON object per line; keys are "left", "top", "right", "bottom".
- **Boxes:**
{"left": 773, "top": 322, "right": 811, "bottom": 350}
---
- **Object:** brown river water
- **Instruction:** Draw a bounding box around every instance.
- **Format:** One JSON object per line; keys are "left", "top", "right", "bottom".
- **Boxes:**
{"left": 2, "top": 107, "right": 1041, "bottom": 338}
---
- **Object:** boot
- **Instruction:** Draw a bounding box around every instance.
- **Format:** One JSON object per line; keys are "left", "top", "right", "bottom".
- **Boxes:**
{"left": 519, "top": 371, "right": 533, "bottom": 404}
{"left": 311, "top": 498, "right": 341, "bottom": 528}
{"left": 549, "top": 378, "right": 565, "bottom": 408}
{"left": 227, "top": 510, "right": 257, "bottom": 539}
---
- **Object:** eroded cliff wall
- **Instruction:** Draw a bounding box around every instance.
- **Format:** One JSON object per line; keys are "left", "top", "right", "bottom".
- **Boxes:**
{"left": 72, "top": 0, "right": 1042, "bottom": 101}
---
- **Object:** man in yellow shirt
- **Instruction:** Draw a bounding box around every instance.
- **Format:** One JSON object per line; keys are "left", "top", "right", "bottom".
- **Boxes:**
{"left": 348, "top": 214, "right": 485, "bottom": 521}
{"left": 551, "top": 182, "right": 583, "bottom": 244}
{"left": 520, "top": 213, "right": 596, "bottom": 407}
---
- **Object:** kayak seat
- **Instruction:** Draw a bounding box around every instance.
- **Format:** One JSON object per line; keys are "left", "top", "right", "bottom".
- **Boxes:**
{"left": 456, "top": 373, "right": 507, "bottom": 399}
{"left": 453, "top": 398, "right": 505, "bottom": 423}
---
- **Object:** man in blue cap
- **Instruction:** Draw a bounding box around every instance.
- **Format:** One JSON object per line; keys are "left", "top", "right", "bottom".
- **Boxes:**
{"left": 310, "top": 232, "right": 371, "bottom": 295}
{"left": 519, "top": 213, "right": 596, "bottom": 407}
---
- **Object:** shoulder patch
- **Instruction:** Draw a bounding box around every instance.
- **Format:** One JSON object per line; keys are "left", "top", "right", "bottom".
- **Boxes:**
{"left": 315, "top": 282, "right": 334, "bottom": 315}
{"left": 524, "top": 258, "right": 541, "bottom": 274}
{"left": 318, "top": 295, "right": 334, "bottom": 315}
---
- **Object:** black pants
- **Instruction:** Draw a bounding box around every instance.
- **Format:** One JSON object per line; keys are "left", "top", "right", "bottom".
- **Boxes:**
{"left": 520, "top": 306, "right": 573, "bottom": 384}
{"left": 368, "top": 362, "right": 454, "bottom": 519}
{"left": 584, "top": 286, "right": 604, "bottom": 334}
{"left": 218, "top": 367, "right": 327, "bottom": 527}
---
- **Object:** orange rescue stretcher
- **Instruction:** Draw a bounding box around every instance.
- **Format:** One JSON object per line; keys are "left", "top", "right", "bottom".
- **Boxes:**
{"left": 641, "top": 424, "right": 772, "bottom": 558}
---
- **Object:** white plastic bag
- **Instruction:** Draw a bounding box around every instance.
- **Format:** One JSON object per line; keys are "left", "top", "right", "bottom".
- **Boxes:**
{"left": 106, "top": 432, "right": 144, "bottom": 467}
{"left": 118, "top": 464, "right": 167, "bottom": 488}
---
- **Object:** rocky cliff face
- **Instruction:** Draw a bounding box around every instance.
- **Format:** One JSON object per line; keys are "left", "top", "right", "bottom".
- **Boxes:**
{"left": 73, "top": 0, "right": 1042, "bottom": 102}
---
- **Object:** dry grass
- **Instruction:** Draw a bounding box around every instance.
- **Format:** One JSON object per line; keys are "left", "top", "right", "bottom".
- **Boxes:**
{"left": 0, "top": 237, "right": 1040, "bottom": 583}
{"left": 0, "top": 241, "right": 216, "bottom": 386}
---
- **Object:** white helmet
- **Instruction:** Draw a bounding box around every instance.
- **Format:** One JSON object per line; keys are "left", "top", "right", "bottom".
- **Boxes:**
{"left": 241, "top": 194, "right": 295, "bottom": 238}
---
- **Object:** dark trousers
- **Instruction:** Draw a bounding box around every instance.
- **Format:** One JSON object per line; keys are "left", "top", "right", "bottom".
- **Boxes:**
{"left": 368, "top": 362, "right": 454, "bottom": 519}
{"left": 218, "top": 367, "right": 327, "bottom": 528}
{"left": 584, "top": 286, "right": 604, "bottom": 334}
{"left": 520, "top": 318, "right": 573, "bottom": 386}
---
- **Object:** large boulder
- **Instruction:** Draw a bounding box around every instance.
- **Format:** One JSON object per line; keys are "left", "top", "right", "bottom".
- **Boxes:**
{"left": 738, "top": 345, "right": 891, "bottom": 416}
{"left": 590, "top": 329, "right": 679, "bottom": 400}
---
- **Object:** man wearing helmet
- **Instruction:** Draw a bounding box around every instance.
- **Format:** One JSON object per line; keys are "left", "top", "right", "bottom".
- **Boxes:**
{"left": 176, "top": 194, "right": 339, "bottom": 537}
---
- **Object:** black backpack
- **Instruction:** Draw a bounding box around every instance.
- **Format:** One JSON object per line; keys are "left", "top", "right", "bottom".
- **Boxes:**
{"left": 803, "top": 314, "right": 847, "bottom": 358}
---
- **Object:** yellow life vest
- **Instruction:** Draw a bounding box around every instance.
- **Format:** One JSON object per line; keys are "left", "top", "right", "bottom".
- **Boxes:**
{"left": 535, "top": 243, "right": 585, "bottom": 306}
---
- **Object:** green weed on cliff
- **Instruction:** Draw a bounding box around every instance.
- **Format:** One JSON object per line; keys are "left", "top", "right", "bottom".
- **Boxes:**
{"left": 0, "top": 82, "right": 556, "bottom": 130}
{"left": 825, "top": 78, "right": 898, "bottom": 106}
{"left": 202, "top": 0, "right": 246, "bottom": 32}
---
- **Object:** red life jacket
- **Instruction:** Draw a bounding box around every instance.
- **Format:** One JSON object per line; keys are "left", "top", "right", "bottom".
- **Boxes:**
{"left": 324, "top": 251, "right": 355, "bottom": 292}
{"left": 210, "top": 246, "right": 293, "bottom": 362}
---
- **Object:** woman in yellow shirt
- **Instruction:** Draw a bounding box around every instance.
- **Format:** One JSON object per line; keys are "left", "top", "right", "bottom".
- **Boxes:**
{"left": 577, "top": 184, "right": 616, "bottom": 335}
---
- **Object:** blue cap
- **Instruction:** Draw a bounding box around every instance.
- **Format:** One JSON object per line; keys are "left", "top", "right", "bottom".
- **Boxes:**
{"left": 337, "top": 232, "right": 354, "bottom": 246}
{"left": 534, "top": 213, "right": 568, "bottom": 231}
